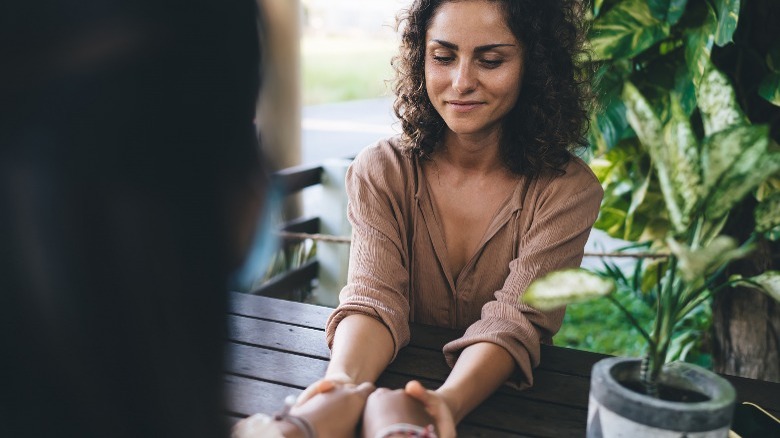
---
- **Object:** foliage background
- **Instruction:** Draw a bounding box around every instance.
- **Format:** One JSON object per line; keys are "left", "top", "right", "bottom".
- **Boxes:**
{"left": 583, "top": 0, "right": 780, "bottom": 376}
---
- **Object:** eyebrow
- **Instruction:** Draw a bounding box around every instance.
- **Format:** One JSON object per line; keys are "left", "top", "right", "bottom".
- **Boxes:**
{"left": 429, "top": 39, "right": 516, "bottom": 52}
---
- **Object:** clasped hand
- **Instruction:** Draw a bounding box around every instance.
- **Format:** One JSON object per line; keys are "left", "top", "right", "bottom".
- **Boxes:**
{"left": 236, "top": 373, "right": 456, "bottom": 438}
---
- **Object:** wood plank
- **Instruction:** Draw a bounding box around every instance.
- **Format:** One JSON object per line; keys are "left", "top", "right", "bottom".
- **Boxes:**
{"left": 721, "top": 374, "right": 780, "bottom": 416}
{"left": 274, "top": 164, "right": 322, "bottom": 194}
{"left": 281, "top": 216, "right": 320, "bottom": 234}
{"left": 228, "top": 315, "right": 330, "bottom": 359}
{"left": 225, "top": 373, "right": 300, "bottom": 417}
{"left": 387, "top": 345, "right": 592, "bottom": 410}
{"left": 228, "top": 292, "right": 331, "bottom": 328}
{"left": 539, "top": 344, "right": 609, "bottom": 377}
{"left": 226, "top": 342, "right": 328, "bottom": 389}
{"left": 406, "top": 323, "right": 609, "bottom": 376}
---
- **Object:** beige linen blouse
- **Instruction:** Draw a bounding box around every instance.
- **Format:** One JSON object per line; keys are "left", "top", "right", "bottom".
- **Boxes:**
{"left": 325, "top": 137, "right": 603, "bottom": 387}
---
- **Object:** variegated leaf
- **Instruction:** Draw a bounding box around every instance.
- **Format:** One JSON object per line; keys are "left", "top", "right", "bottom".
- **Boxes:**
{"left": 595, "top": 206, "right": 629, "bottom": 237}
{"left": 588, "top": 0, "right": 670, "bottom": 61}
{"left": 714, "top": 0, "right": 741, "bottom": 47}
{"left": 758, "top": 72, "right": 780, "bottom": 107}
{"left": 625, "top": 171, "right": 651, "bottom": 240}
{"left": 523, "top": 269, "right": 616, "bottom": 310}
{"left": 757, "top": 175, "right": 780, "bottom": 202}
{"left": 755, "top": 193, "right": 780, "bottom": 234}
{"left": 648, "top": 0, "right": 689, "bottom": 25}
{"left": 594, "top": 0, "right": 606, "bottom": 17}
{"left": 667, "top": 236, "right": 750, "bottom": 283}
{"left": 684, "top": 2, "right": 717, "bottom": 88}
{"left": 702, "top": 125, "right": 780, "bottom": 220}
{"left": 730, "top": 271, "right": 780, "bottom": 302}
{"left": 623, "top": 82, "right": 686, "bottom": 233}
{"left": 663, "top": 97, "right": 702, "bottom": 219}
{"left": 696, "top": 65, "right": 747, "bottom": 136}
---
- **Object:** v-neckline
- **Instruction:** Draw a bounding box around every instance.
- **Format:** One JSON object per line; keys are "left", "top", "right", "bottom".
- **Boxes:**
{"left": 416, "top": 161, "right": 523, "bottom": 290}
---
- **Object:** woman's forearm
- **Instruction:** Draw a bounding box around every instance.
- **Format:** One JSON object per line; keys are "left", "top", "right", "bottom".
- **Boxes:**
{"left": 327, "top": 314, "right": 395, "bottom": 384}
{"left": 436, "top": 342, "right": 516, "bottom": 423}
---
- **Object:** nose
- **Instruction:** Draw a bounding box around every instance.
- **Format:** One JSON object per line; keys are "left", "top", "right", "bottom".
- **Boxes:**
{"left": 452, "top": 60, "right": 476, "bottom": 94}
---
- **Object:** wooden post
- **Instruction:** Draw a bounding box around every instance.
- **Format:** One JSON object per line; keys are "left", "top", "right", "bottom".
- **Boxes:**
{"left": 257, "top": 0, "right": 302, "bottom": 218}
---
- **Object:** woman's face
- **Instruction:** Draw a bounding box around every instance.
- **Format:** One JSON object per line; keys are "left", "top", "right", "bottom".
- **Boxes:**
{"left": 424, "top": 0, "right": 524, "bottom": 142}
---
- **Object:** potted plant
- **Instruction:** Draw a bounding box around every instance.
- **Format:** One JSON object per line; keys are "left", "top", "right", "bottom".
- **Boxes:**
{"left": 523, "top": 63, "right": 780, "bottom": 436}
{"left": 584, "top": 0, "right": 780, "bottom": 380}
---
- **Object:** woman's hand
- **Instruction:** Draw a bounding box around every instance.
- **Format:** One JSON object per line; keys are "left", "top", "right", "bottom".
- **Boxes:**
{"left": 405, "top": 381, "right": 456, "bottom": 438}
{"left": 232, "top": 380, "right": 374, "bottom": 438}
{"left": 290, "top": 381, "right": 375, "bottom": 437}
{"left": 360, "top": 387, "right": 438, "bottom": 438}
{"left": 295, "top": 372, "right": 354, "bottom": 406}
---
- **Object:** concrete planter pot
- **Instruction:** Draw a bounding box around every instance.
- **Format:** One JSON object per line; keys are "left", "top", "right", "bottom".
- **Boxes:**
{"left": 587, "top": 357, "right": 736, "bottom": 437}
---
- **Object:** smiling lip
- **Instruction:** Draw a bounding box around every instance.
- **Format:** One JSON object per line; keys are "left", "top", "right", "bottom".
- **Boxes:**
{"left": 447, "top": 100, "right": 484, "bottom": 112}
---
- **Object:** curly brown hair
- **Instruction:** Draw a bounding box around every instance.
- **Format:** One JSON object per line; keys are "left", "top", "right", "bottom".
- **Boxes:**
{"left": 392, "top": 0, "right": 592, "bottom": 177}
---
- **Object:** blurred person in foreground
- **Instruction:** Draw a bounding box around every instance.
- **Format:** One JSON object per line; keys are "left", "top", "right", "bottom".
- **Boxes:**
{"left": 0, "top": 1, "right": 375, "bottom": 437}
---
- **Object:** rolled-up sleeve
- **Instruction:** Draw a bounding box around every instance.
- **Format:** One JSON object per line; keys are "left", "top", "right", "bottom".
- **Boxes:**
{"left": 442, "top": 160, "right": 603, "bottom": 388}
{"left": 325, "top": 144, "right": 413, "bottom": 361}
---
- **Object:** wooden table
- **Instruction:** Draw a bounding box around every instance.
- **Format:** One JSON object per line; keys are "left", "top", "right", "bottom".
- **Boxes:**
{"left": 224, "top": 292, "right": 780, "bottom": 437}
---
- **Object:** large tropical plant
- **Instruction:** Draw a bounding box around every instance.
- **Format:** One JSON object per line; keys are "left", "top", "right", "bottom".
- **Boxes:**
{"left": 524, "top": 72, "right": 780, "bottom": 389}
{"left": 524, "top": 0, "right": 780, "bottom": 393}
{"left": 580, "top": 0, "right": 780, "bottom": 379}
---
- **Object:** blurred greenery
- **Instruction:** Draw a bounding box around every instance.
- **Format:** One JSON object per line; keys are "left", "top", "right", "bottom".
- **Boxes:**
{"left": 556, "top": 287, "right": 654, "bottom": 357}
{"left": 302, "top": 36, "right": 397, "bottom": 105}
{"left": 556, "top": 283, "right": 712, "bottom": 368}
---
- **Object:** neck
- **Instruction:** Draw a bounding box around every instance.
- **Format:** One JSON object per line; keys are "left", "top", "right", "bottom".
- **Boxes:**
{"left": 437, "top": 129, "right": 504, "bottom": 174}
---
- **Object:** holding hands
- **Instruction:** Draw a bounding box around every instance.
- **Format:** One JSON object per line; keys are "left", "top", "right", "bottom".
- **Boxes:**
{"left": 233, "top": 376, "right": 374, "bottom": 438}
{"left": 362, "top": 381, "right": 456, "bottom": 438}
{"left": 233, "top": 377, "right": 455, "bottom": 438}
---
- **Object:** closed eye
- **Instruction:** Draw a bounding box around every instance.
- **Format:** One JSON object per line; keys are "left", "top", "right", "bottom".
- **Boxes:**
{"left": 480, "top": 59, "right": 504, "bottom": 68}
{"left": 432, "top": 55, "right": 454, "bottom": 64}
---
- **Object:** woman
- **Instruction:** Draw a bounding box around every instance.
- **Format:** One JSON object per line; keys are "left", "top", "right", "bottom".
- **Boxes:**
{"left": 301, "top": 0, "right": 602, "bottom": 435}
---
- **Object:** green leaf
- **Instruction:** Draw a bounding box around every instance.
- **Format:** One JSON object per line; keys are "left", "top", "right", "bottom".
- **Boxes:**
{"left": 622, "top": 82, "right": 665, "bottom": 151}
{"left": 713, "top": 0, "right": 740, "bottom": 47}
{"left": 592, "top": 65, "right": 633, "bottom": 152}
{"left": 663, "top": 96, "right": 703, "bottom": 219}
{"left": 590, "top": 64, "right": 633, "bottom": 153}
{"left": 648, "top": 0, "right": 689, "bottom": 25}
{"left": 755, "top": 192, "right": 780, "bottom": 234}
{"left": 757, "top": 175, "right": 780, "bottom": 202}
{"left": 624, "top": 170, "right": 651, "bottom": 240}
{"left": 667, "top": 236, "right": 751, "bottom": 283}
{"left": 523, "top": 269, "right": 616, "bottom": 310}
{"left": 623, "top": 82, "right": 687, "bottom": 233}
{"left": 595, "top": 206, "right": 629, "bottom": 237}
{"left": 759, "top": 72, "right": 780, "bottom": 107}
{"left": 684, "top": 2, "right": 717, "bottom": 88}
{"left": 594, "top": 0, "right": 606, "bottom": 17}
{"left": 730, "top": 271, "right": 780, "bottom": 302}
{"left": 632, "top": 47, "right": 694, "bottom": 120}
{"left": 588, "top": 0, "right": 671, "bottom": 61}
{"left": 701, "top": 125, "right": 780, "bottom": 220}
{"left": 696, "top": 65, "right": 747, "bottom": 136}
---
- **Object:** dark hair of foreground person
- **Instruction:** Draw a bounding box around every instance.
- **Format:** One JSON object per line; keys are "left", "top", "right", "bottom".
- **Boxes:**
{"left": 1, "top": 1, "right": 265, "bottom": 437}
